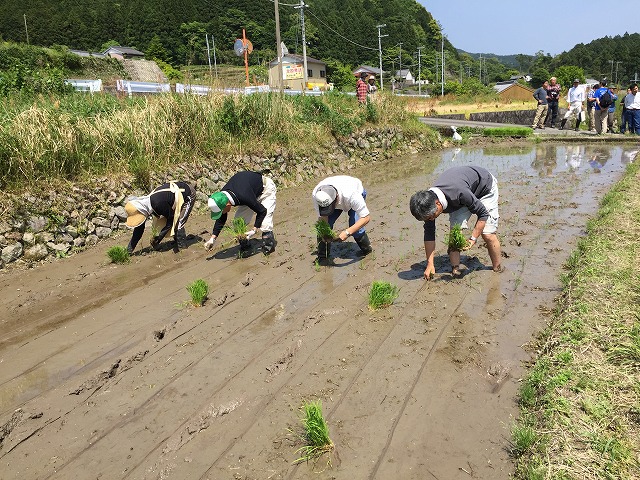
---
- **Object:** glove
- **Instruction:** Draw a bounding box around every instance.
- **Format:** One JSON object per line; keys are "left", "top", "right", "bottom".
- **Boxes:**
{"left": 245, "top": 229, "right": 257, "bottom": 240}
{"left": 204, "top": 237, "right": 216, "bottom": 251}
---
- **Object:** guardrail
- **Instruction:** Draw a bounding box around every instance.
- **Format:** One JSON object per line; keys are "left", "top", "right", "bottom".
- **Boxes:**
{"left": 65, "top": 79, "right": 103, "bottom": 93}
{"left": 65, "top": 79, "right": 337, "bottom": 98}
{"left": 115, "top": 80, "right": 171, "bottom": 96}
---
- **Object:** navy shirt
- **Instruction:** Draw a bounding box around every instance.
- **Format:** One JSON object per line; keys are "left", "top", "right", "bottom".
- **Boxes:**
{"left": 423, "top": 166, "right": 494, "bottom": 241}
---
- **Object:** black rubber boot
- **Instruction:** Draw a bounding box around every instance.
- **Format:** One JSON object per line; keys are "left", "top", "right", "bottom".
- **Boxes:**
{"left": 261, "top": 231, "right": 276, "bottom": 255}
{"left": 176, "top": 227, "right": 188, "bottom": 248}
{"left": 127, "top": 242, "right": 135, "bottom": 255}
{"left": 317, "top": 237, "right": 331, "bottom": 262}
{"left": 239, "top": 238, "right": 251, "bottom": 256}
{"left": 559, "top": 119, "right": 567, "bottom": 130}
{"left": 354, "top": 232, "right": 372, "bottom": 256}
{"left": 575, "top": 117, "right": 581, "bottom": 131}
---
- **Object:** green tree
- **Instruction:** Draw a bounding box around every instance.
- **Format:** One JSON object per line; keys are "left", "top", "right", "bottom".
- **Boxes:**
{"left": 552, "top": 65, "right": 585, "bottom": 89}
{"left": 146, "top": 34, "right": 171, "bottom": 63}
{"left": 530, "top": 66, "right": 551, "bottom": 88}
{"left": 325, "top": 59, "right": 355, "bottom": 91}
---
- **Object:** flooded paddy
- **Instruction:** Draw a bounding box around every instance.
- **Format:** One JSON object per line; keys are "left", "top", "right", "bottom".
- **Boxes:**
{"left": 0, "top": 142, "right": 637, "bottom": 479}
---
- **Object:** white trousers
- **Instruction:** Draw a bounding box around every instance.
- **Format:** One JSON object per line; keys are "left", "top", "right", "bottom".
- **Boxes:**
{"left": 235, "top": 177, "right": 277, "bottom": 232}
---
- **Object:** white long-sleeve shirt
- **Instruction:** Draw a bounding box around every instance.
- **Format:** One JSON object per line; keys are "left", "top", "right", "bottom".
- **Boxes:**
{"left": 567, "top": 85, "right": 585, "bottom": 104}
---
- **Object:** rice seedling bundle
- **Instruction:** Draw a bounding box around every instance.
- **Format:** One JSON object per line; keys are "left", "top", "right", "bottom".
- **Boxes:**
{"left": 314, "top": 219, "right": 337, "bottom": 242}
{"left": 186, "top": 279, "right": 208, "bottom": 307}
{"left": 225, "top": 217, "right": 248, "bottom": 241}
{"left": 445, "top": 224, "right": 468, "bottom": 251}
{"left": 368, "top": 280, "right": 399, "bottom": 310}
{"left": 107, "top": 246, "right": 130, "bottom": 264}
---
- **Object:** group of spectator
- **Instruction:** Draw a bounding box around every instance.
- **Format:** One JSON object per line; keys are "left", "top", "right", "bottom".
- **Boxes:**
{"left": 533, "top": 77, "right": 640, "bottom": 135}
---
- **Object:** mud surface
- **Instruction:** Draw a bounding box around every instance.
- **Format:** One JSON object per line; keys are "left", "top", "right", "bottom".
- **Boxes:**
{"left": 1, "top": 143, "right": 638, "bottom": 479}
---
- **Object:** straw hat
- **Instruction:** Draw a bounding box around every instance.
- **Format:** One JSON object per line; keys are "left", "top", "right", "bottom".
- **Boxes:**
{"left": 125, "top": 202, "right": 146, "bottom": 228}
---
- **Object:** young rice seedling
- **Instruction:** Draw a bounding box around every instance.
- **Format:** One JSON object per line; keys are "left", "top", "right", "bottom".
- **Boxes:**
{"left": 445, "top": 224, "right": 469, "bottom": 251}
{"left": 293, "top": 400, "right": 334, "bottom": 465}
{"left": 368, "top": 280, "right": 399, "bottom": 310}
{"left": 107, "top": 245, "right": 130, "bottom": 264}
{"left": 186, "top": 279, "right": 208, "bottom": 307}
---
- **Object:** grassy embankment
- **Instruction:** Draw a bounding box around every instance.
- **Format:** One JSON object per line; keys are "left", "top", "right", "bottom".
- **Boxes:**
{"left": 513, "top": 163, "right": 640, "bottom": 479}
{"left": 0, "top": 91, "right": 437, "bottom": 193}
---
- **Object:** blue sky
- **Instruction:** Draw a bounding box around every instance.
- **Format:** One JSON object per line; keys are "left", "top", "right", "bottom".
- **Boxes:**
{"left": 419, "top": 0, "right": 639, "bottom": 56}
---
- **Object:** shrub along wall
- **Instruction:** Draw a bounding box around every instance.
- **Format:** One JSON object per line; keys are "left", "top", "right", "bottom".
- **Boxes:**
{"left": 0, "top": 127, "right": 437, "bottom": 267}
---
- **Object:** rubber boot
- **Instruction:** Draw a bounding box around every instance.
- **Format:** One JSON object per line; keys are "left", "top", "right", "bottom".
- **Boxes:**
{"left": 261, "top": 231, "right": 276, "bottom": 255}
{"left": 559, "top": 118, "right": 567, "bottom": 130}
{"left": 127, "top": 241, "right": 135, "bottom": 255}
{"left": 176, "top": 227, "right": 188, "bottom": 249}
{"left": 316, "top": 236, "right": 331, "bottom": 263}
{"left": 239, "top": 238, "right": 251, "bottom": 256}
{"left": 575, "top": 117, "right": 581, "bottom": 131}
{"left": 354, "top": 232, "right": 372, "bottom": 256}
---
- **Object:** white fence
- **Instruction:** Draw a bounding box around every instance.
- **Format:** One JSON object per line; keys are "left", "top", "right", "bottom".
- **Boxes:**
{"left": 64, "top": 79, "right": 333, "bottom": 97}
{"left": 115, "top": 80, "right": 171, "bottom": 96}
{"left": 65, "top": 79, "right": 103, "bottom": 93}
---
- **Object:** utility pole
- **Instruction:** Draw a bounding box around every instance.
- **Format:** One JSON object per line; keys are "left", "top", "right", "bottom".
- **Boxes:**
{"left": 615, "top": 61, "right": 622, "bottom": 86}
{"left": 460, "top": 61, "right": 463, "bottom": 84}
{"left": 205, "top": 35, "right": 213, "bottom": 80}
{"left": 212, "top": 36, "right": 218, "bottom": 79}
{"left": 608, "top": 60, "right": 614, "bottom": 82}
{"left": 479, "top": 54, "right": 482, "bottom": 84}
{"left": 441, "top": 36, "right": 444, "bottom": 96}
{"left": 376, "top": 24, "right": 387, "bottom": 91}
{"left": 398, "top": 42, "right": 403, "bottom": 88}
{"left": 275, "top": 0, "right": 284, "bottom": 92}
{"left": 23, "top": 14, "right": 29, "bottom": 45}
{"left": 417, "top": 46, "right": 423, "bottom": 96}
{"left": 294, "top": 1, "right": 309, "bottom": 92}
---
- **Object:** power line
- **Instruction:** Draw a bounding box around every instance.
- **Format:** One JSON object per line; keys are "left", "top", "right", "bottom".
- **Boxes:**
{"left": 305, "top": 8, "right": 377, "bottom": 51}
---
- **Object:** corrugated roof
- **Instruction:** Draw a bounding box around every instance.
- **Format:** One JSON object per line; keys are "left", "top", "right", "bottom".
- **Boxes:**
{"left": 103, "top": 46, "right": 145, "bottom": 56}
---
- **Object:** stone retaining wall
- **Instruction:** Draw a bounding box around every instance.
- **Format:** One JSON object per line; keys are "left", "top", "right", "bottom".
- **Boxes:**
{"left": 0, "top": 127, "right": 434, "bottom": 268}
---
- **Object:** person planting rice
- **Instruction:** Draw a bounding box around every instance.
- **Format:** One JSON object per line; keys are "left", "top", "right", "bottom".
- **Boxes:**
{"left": 124, "top": 181, "right": 196, "bottom": 254}
{"left": 204, "top": 171, "right": 277, "bottom": 255}
{"left": 312, "top": 175, "right": 372, "bottom": 263}
{"left": 409, "top": 166, "right": 503, "bottom": 279}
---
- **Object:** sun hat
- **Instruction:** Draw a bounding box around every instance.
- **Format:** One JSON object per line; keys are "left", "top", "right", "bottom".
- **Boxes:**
{"left": 315, "top": 185, "right": 337, "bottom": 216}
{"left": 125, "top": 202, "right": 147, "bottom": 228}
{"left": 208, "top": 192, "right": 229, "bottom": 220}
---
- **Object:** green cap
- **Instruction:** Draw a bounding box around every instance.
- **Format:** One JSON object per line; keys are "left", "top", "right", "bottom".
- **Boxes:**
{"left": 208, "top": 192, "right": 228, "bottom": 220}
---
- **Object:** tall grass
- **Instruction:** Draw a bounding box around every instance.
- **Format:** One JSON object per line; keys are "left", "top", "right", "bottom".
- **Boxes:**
{"left": 0, "top": 91, "right": 421, "bottom": 190}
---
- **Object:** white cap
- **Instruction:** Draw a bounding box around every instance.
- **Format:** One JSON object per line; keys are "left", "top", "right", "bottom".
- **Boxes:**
{"left": 315, "top": 189, "right": 334, "bottom": 207}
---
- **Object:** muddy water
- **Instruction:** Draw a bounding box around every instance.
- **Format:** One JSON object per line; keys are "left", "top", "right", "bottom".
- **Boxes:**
{"left": 0, "top": 143, "right": 637, "bottom": 480}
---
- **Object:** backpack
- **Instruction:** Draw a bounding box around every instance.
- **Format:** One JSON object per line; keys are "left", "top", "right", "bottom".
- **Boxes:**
{"left": 599, "top": 90, "right": 613, "bottom": 108}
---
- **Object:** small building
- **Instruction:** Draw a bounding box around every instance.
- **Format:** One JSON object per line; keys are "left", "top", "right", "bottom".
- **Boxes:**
{"left": 353, "top": 65, "right": 384, "bottom": 78}
{"left": 268, "top": 54, "right": 327, "bottom": 91}
{"left": 493, "top": 81, "right": 535, "bottom": 101}
{"left": 395, "top": 69, "right": 414, "bottom": 84}
{"left": 69, "top": 49, "right": 106, "bottom": 59}
{"left": 102, "top": 46, "right": 145, "bottom": 60}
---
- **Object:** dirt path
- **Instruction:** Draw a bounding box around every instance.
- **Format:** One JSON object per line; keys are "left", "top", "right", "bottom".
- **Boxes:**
{"left": 0, "top": 143, "right": 636, "bottom": 479}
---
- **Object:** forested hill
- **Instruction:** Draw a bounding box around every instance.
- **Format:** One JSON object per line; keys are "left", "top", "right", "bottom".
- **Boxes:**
{"left": 0, "top": 0, "right": 454, "bottom": 69}
{"left": 550, "top": 33, "right": 640, "bottom": 86}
